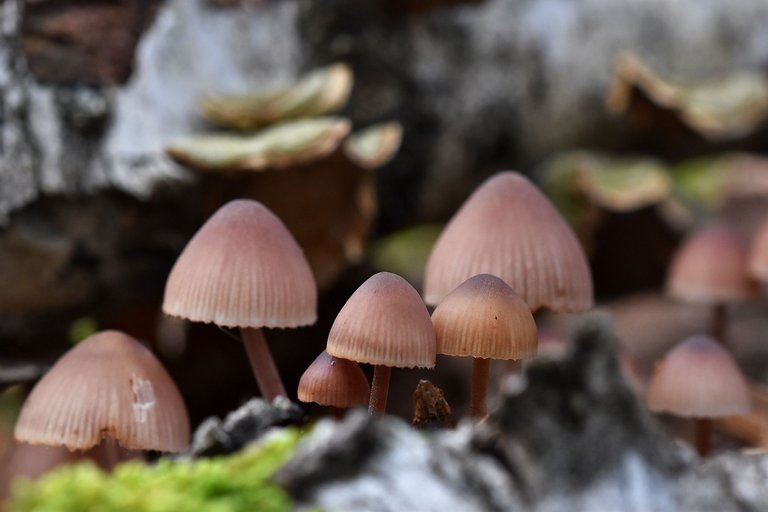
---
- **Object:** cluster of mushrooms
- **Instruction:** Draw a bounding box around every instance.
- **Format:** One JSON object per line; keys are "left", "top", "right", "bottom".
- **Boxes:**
{"left": 11, "top": 169, "right": 759, "bottom": 481}
{"left": 644, "top": 220, "right": 768, "bottom": 455}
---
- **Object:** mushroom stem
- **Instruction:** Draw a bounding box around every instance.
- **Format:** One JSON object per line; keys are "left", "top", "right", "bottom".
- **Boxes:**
{"left": 329, "top": 406, "right": 344, "bottom": 420}
{"left": 711, "top": 303, "right": 728, "bottom": 348}
{"left": 470, "top": 358, "right": 491, "bottom": 418}
{"left": 99, "top": 438, "right": 121, "bottom": 471}
{"left": 694, "top": 418, "right": 712, "bottom": 457}
{"left": 369, "top": 365, "right": 392, "bottom": 415}
{"left": 240, "top": 327, "right": 287, "bottom": 401}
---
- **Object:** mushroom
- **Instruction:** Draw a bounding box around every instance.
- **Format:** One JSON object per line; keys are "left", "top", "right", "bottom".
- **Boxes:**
{"left": 749, "top": 217, "right": 768, "bottom": 283}
{"left": 297, "top": 351, "right": 370, "bottom": 418}
{"left": 163, "top": 199, "right": 317, "bottom": 401}
{"left": 423, "top": 171, "right": 593, "bottom": 312}
{"left": 327, "top": 272, "right": 436, "bottom": 415}
{"left": 423, "top": 172, "right": 593, "bottom": 382}
{"left": 646, "top": 334, "right": 751, "bottom": 456}
{"left": 14, "top": 331, "right": 189, "bottom": 466}
{"left": 431, "top": 274, "right": 537, "bottom": 417}
{"left": 667, "top": 222, "right": 756, "bottom": 346}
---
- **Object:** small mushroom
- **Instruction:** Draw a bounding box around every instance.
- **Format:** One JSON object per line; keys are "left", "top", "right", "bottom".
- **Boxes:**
{"left": 667, "top": 222, "right": 756, "bottom": 346}
{"left": 163, "top": 199, "right": 317, "bottom": 401}
{"left": 646, "top": 335, "right": 751, "bottom": 456}
{"left": 327, "top": 272, "right": 435, "bottom": 415}
{"left": 14, "top": 331, "right": 189, "bottom": 465}
{"left": 297, "top": 351, "right": 370, "bottom": 418}
{"left": 431, "top": 274, "right": 537, "bottom": 418}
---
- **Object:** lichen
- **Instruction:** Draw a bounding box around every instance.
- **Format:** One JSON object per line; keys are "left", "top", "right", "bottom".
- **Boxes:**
{"left": 8, "top": 429, "right": 302, "bottom": 512}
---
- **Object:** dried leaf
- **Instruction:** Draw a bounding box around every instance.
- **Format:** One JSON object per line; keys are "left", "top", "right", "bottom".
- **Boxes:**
{"left": 201, "top": 63, "right": 353, "bottom": 130}
{"left": 166, "top": 117, "right": 351, "bottom": 172}
{"left": 608, "top": 53, "right": 768, "bottom": 141}
{"left": 343, "top": 122, "right": 403, "bottom": 170}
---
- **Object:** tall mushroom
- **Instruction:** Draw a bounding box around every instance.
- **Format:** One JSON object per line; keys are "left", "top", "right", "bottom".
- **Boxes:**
{"left": 163, "top": 199, "right": 316, "bottom": 401}
{"left": 327, "top": 272, "right": 435, "bottom": 415}
{"left": 667, "top": 222, "right": 756, "bottom": 346}
{"left": 646, "top": 335, "right": 751, "bottom": 456}
{"left": 14, "top": 331, "right": 189, "bottom": 465}
{"left": 431, "top": 274, "right": 537, "bottom": 417}
{"left": 297, "top": 351, "right": 370, "bottom": 418}
{"left": 424, "top": 171, "right": 593, "bottom": 312}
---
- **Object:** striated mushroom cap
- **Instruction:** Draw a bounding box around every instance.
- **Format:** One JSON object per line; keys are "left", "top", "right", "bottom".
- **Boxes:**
{"left": 298, "top": 351, "right": 370, "bottom": 408}
{"left": 749, "top": 218, "right": 768, "bottom": 283}
{"left": 646, "top": 335, "right": 751, "bottom": 418}
{"left": 327, "top": 272, "right": 436, "bottom": 368}
{"left": 432, "top": 274, "right": 537, "bottom": 360}
{"left": 668, "top": 222, "right": 756, "bottom": 303}
{"left": 14, "top": 331, "right": 189, "bottom": 452}
{"left": 423, "top": 171, "right": 593, "bottom": 312}
{"left": 163, "top": 199, "right": 317, "bottom": 328}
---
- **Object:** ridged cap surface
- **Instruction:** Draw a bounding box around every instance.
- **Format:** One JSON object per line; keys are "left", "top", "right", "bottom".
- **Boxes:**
{"left": 163, "top": 199, "right": 317, "bottom": 328}
{"left": 14, "top": 331, "right": 189, "bottom": 452}
{"left": 668, "top": 222, "right": 756, "bottom": 303}
{"left": 327, "top": 272, "right": 436, "bottom": 368}
{"left": 749, "top": 218, "right": 768, "bottom": 282}
{"left": 646, "top": 335, "right": 751, "bottom": 418}
{"left": 297, "top": 351, "right": 370, "bottom": 407}
{"left": 432, "top": 274, "right": 537, "bottom": 360}
{"left": 423, "top": 172, "right": 593, "bottom": 312}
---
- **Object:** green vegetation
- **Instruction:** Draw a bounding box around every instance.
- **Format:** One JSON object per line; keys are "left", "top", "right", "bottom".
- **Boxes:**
{"left": 9, "top": 429, "right": 302, "bottom": 512}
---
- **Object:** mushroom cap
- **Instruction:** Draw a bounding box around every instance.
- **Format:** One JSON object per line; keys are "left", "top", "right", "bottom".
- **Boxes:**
{"left": 646, "top": 335, "right": 751, "bottom": 418}
{"left": 14, "top": 331, "right": 190, "bottom": 452}
{"left": 423, "top": 171, "right": 593, "bottom": 312}
{"left": 749, "top": 218, "right": 768, "bottom": 282}
{"left": 297, "top": 351, "right": 370, "bottom": 408}
{"left": 327, "top": 272, "right": 436, "bottom": 368}
{"left": 163, "top": 199, "right": 317, "bottom": 328}
{"left": 431, "top": 274, "right": 537, "bottom": 360}
{"left": 668, "top": 222, "right": 756, "bottom": 303}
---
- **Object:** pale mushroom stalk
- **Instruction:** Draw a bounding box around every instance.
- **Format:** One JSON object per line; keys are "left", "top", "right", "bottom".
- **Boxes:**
{"left": 369, "top": 366, "right": 392, "bottom": 415}
{"left": 241, "top": 328, "right": 287, "bottom": 401}
{"left": 470, "top": 358, "right": 491, "bottom": 418}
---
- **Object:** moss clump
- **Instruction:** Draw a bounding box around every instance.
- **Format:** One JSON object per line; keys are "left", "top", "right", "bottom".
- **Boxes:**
{"left": 9, "top": 429, "right": 301, "bottom": 512}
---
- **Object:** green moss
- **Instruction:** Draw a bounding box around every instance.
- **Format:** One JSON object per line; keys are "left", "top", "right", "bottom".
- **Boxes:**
{"left": 9, "top": 429, "right": 301, "bottom": 512}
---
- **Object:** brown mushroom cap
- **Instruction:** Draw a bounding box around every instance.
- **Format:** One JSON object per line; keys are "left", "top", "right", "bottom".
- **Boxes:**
{"left": 423, "top": 171, "right": 593, "bottom": 312}
{"left": 668, "top": 222, "right": 757, "bottom": 303}
{"left": 431, "top": 274, "right": 537, "bottom": 360}
{"left": 14, "top": 331, "right": 189, "bottom": 452}
{"left": 327, "top": 272, "right": 436, "bottom": 368}
{"left": 749, "top": 218, "right": 768, "bottom": 282}
{"left": 163, "top": 199, "right": 317, "bottom": 328}
{"left": 297, "top": 351, "right": 370, "bottom": 408}
{"left": 646, "top": 335, "right": 751, "bottom": 418}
